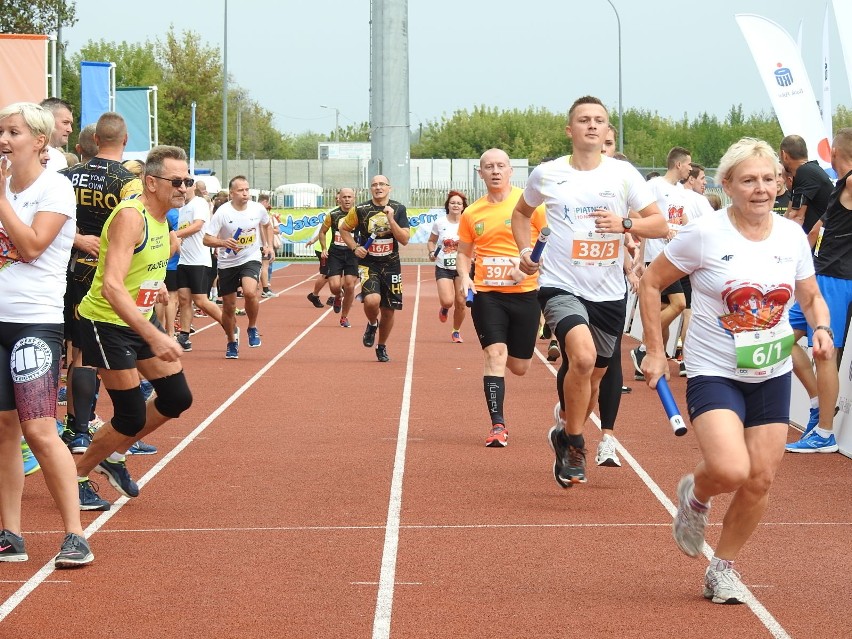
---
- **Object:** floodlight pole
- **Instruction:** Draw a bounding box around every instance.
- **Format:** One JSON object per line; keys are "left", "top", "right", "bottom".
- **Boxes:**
{"left": 605, "top": 0, "right": 624, "bottom": 153}
{"left": 222, "top": 0, "right": 228, "bottom": 182}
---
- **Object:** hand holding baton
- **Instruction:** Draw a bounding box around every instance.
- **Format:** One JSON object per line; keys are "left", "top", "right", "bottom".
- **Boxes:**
{"left": 513, "top": 227, "right": 551, "bottom": 282}
{"left": 655, "top": 376, "right": 688, "bottom": 436}
{"left": 529, "top": 227, "right": 551, "bottom": 262}
{"left": 225, "top": 228, "right": 243, "bottom": 254}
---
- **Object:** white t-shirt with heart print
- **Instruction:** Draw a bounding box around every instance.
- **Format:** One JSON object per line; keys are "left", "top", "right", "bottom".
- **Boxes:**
{"left": 664, "top": 208, "right": 814, "bottom": 381}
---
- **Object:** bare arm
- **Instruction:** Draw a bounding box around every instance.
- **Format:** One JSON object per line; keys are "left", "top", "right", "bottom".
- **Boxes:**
{"left": 637, "top": 254, "right": 689, "bottom": 386}
{"left": 385, "top": 206, "right": 409, "bottom": 246}
{"left": 513, "top": 197, "right": 537, "bottom": 274}
{"left": 427, "top": 232, "right": 439, "bottom": 262}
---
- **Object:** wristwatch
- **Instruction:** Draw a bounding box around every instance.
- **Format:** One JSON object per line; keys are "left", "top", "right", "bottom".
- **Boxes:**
{"left": 622, "top": 218, "right": 633, "bottom": 231}
{"left": 815, "top": 325, "right": 834, "bottom": 341}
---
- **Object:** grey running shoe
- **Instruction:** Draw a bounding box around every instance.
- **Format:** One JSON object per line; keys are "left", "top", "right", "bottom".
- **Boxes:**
{"left": 703, "top": 563, "right": 746, "bottom": 604}
{"left": 595, "top": 433, "right": 621, "bottom": 467}
{"left": 0, "top": 529, "right": 28, "bottom": 562}
{"left": 673, "top": 474, "right": 709, "bottom": 558}
{"left": 54, "top": 533, "right": 94, "bottom": 569}
{"left": 176, "top": 333, "right": 192, "bottom": 352}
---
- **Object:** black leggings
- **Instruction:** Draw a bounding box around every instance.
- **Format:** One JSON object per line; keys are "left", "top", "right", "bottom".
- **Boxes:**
{"left": 598, "top": 331, "right": 623, "bottom": 430}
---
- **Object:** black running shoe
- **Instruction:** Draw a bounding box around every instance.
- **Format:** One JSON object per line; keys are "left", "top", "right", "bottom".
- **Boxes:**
{"left": 54, "top": 533, "right": 94, "bottom": 569}
{"left": 363, "top": 322, "right": 378, "bottom": 348}
{"left": 0, "top": 529, "right": 28, "bottom": 562}
{"left": 307, "top": 293, "right": 324, "bottom": 308}
{"left": 376, "top": 345, "right": 389, "bottom": 362}
{"left": 548, "top": 425, "right": 573, "bottom": 489}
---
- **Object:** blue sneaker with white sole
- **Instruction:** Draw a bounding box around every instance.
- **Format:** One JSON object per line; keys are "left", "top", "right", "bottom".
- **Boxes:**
{"left": 785, "top": 430, "right": 839, "bottom": 453}
{"left": 247, "top": 326, "right": 261, "bottom": 348}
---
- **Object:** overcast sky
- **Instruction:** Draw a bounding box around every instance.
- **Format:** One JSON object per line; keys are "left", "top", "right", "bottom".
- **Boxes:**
{"left": 63, "top": 0, "right": 851, "bottom": 136}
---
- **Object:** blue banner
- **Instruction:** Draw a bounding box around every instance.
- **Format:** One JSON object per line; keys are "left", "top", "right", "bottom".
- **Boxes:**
{"left": 115, "top": 87, "right": 151, "bottom": 153}
{"left": 80, "top": 61, "right": 112, "bottom": 128}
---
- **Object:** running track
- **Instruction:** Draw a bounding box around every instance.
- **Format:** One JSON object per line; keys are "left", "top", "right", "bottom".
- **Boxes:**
{"left": 2, "top": 263, "right": 850, "bottom": 638}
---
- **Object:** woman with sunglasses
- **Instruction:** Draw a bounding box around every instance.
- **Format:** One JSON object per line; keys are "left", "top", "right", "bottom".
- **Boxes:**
{"left": 0, "top": 102, "right": 94, "bottom": 568}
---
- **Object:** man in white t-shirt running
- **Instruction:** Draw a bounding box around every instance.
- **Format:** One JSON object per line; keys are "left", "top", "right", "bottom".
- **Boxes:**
{"left": 203, "top": 176, "right": 272, "bottom": 359}
{"left": 513, "top": 95, "right": 667, "bottom": 486}
{"left": 630, "top": 146, "right": 693, "bottom": 380}
{"left": 176, "top": 185, "right": 230, "bottom": 351}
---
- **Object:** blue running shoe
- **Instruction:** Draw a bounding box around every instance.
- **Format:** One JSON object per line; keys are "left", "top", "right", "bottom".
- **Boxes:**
{"left": 68, "top": 432, "right": 91, "bottom": 454}
{"left": 57, "top": 386, "right": 67, "bottom": 406}
{"left": 801, "top": 407, "right": 820, "bottom": 438}
{"left": 139, "top": 379, "right": 155, "bottom": 401}
{"left": 56, "top": 419, "right": 64, "bottom": 437}
{"left": 225, "top": 341, "right": 239, "bottom": 359}
{"left": 247, "top": 326, "right": 261, "bottom": 348}
{"left": 22, "top": 441, "right": 40, "bottom": 477}
{"left": 128, "top": 440, "right": 157, "bottom": 455}
{"left": 95, "top": 459, "right": 140, "bottom": 497}
{"left": 786, "top": 430, "right": 839, "bottom": 453}
{"left": 78, "top": 479, "right": 110, "bottom": 511}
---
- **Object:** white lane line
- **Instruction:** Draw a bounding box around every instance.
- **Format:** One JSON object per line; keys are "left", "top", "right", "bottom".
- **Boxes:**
{"left": 533, "top": 346, "right": 791, "bottom": 639}
{"left": 0, "top": 309, "right": 331, "bottom": 623}
{"left": 372, "top": 265, "right": 421, "bottom": 639}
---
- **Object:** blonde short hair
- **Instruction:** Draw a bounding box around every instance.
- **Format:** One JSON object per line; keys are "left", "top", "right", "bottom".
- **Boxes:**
{"left": 0, "top": 102, "right": 54, "bottom": 142}
{"left": 717, "top": 138, "right": 779, "bottom": 184}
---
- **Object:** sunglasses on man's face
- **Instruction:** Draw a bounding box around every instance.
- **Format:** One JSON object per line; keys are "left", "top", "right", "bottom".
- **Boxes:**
{"left": 151, "top": 175, "right": 195, "bottom": 188}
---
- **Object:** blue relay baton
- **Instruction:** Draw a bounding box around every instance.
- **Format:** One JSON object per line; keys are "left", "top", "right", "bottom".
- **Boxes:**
{"left": 529, "top": 227, "right": 551, "bottom": 263}
{"left": 465, "top": 288, "right": 474, "bottom": 308}
{"left": 656, "top": 376, "right": 688, "bottom": 436}
{"left": 225, "top": 227, "right": 242, "bottom": 255}
{"left": 362, "top": 233, "right": 377, "bottom": 250}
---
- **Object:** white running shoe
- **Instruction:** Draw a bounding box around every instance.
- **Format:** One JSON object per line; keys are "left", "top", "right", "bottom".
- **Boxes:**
{"left": 703, "top": 563, "right": 746, "bottom": 604}
{"left": 672, "top": 474, "right": 709, "bottom": 557}
{"left": 595, "top": 433, "right": 621, "bottom": 467}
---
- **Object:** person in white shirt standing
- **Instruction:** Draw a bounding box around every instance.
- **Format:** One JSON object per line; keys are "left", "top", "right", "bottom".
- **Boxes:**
{"left": 203, "top": 176, "right": 272, "bottom": 359}
{"left": 0, "top": 102, "right": 93, "bottom": 567}
{"left": 176, "top": 183, "right": 230, "bottom": 352}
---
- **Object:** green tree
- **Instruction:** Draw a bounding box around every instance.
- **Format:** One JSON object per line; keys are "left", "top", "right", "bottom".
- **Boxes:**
{"left": 0, "top": 0, "right": 76, "bottom": 34}
{"left": 155, "top": 27, "right": 223, "bottom": 157}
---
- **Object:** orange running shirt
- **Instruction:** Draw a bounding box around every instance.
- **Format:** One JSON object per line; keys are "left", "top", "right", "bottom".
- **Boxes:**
{"left": 458, "top": 187, "right": 546, "bottom": 293}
